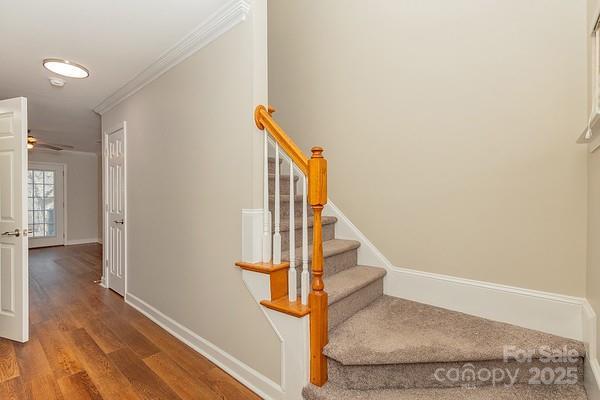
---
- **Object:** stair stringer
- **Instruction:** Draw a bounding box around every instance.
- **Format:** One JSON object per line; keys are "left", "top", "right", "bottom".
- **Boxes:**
{"left": 240, "top": 209, "right": 309, "bottom": 400}
{"left": 324, "top": 200, "right": 586, "bottom": 341}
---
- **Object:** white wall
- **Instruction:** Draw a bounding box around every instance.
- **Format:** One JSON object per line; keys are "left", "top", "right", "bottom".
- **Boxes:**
{"left": 29, "top": 150, "right": 100, "bottom": 244}
{"left": 101, "top": 20, "right": 280, "bottom": 383}
{"left": 269, "top": 0, "right": 589, "bottom": 296}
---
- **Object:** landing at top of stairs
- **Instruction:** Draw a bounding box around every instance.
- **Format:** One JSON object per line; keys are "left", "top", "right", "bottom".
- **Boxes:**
{"left": 303, "top": 383, "right": 588, "bottom": 400}
{"left": 324, "top": 295, "right": 585, "bottom": 365}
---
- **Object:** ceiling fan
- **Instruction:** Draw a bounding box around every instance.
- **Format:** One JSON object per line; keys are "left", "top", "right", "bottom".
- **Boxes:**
{"left": 27, "top": 130, "right": 75, "bottom": 151}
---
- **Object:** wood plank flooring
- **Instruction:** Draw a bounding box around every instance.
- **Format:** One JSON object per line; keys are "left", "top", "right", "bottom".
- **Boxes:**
{"left": 0, "top": 244, "right": 261, "bottom": 399}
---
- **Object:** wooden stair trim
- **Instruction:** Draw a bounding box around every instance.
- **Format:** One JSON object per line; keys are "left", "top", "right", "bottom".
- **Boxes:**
{"left": 235, "top": 261, "right": 289, "bottom": 274}
{"left": 260, "top": 296, "right": 311, "bottom": 318}
{"left": 255, "top": 105, "right": 309, "bottom": 175}
{"left": 269, "top": 268, "right": 289, "bottom": 301}
{"left": 235, "top": 261, "right": 290, "bottom": 301}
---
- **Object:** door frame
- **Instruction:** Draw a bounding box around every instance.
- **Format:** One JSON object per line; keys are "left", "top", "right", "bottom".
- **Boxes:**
{"left": 101, "top": 121, "right": 128, "bottom": 295}
{"left": 27, "top": 161, "right": 67, "bottom": 248}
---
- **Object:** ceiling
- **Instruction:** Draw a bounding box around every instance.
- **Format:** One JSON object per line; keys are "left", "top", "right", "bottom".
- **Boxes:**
{"left": 0, "top": 0, "right": 228, "bottom": 152}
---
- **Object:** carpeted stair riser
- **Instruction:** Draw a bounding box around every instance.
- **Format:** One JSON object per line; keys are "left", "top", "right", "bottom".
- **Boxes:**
{"left": 268, "top": 174, "right": 299, "bottom": 196}
{"left": 320, "top": 247, "right": 357, "bottom": 276}
{"left": 302, "top": 383, "right": 588, "bottom": 400}
{"left": 268, "top": 157, "right": 283, "bottom": 174}
{"left": 279, "top": 217, "right": 337, "bottom": 254}
{"left": 329, "top": 279, "right": 383, "bottom": 330}
{"left": 283, "top": 247, "right": 357, "bottom": 277}
{"left": 269, "top": 195, "right": 313, "bottom": 218}
{"left": 282, "top": 240, "right": 360, "bottom": 277}
{"left": 327, "top": 357, "right": 584, "bottom": 390}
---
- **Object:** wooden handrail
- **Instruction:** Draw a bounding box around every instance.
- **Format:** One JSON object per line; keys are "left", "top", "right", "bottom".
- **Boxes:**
{"left": 254, "top": 105, "right": 309, "bottom": 175}
{"left": 253, "top": 105, "right": 329, "bottom": 386}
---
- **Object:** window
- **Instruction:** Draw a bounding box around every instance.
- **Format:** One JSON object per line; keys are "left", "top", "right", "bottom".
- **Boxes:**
{"left": 27, "top": 169, "right": 56, "bottom": 238}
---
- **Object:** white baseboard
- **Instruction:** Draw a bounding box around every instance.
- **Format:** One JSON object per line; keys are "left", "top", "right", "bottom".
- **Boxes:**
{"left": 125, "top": 292, "right": 282, "bottom": 400}
{"left": 385, "top": 266, "right": 584, "bottom": 340}
{"left": 324, "top": 200, "right": 585, "bottom": 341}
{"left": 584, "top": 301, "right": 600, "bottom": 399}
{"left": 65, "top": 238, "right": 101, "bottom": 246}
{"left": 586, "top": 357, "right": 600, "bottom": 400}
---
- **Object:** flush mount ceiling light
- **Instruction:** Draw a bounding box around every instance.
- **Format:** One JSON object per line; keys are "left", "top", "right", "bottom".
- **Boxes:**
{"left": 42, "top": 58, "right": 89, "bottom": 79}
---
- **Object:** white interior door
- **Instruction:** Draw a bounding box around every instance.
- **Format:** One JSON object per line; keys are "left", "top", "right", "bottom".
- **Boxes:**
{"left": 0, "top": 97, "right": 29, "bottom": 342}
{"left": 104, "top": 124, "right": 126, "bottom": 296}
{"left": 27, "top": 163, "right": 65, "bottom": 248}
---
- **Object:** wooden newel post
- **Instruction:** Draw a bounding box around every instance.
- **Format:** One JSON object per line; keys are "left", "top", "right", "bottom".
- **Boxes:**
{"left": 308, "top": 146, "right": 328, "bottom": 386}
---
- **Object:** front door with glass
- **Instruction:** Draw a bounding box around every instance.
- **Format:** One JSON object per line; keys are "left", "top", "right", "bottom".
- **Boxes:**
{"left": 28, "top": 163, "right": 64, "bottom": 248}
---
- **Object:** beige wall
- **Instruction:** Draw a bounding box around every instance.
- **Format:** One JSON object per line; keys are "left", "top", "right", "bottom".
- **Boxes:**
{"left": 101, "top": 22, "right": 280, "bottom": 381}
{"left": 269, "top": 0, "right": 589, "bottom": 296}
{"left": 29, "top": 150, "right": 100, "bottom": 242}
{"left": 588, "top": 0, "right": 600, "bottom": 359}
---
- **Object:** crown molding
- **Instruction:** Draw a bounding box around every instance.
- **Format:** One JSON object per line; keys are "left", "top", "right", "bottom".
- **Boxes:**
{"left": 94, "top": 0, "right": 251, "bottom": 115}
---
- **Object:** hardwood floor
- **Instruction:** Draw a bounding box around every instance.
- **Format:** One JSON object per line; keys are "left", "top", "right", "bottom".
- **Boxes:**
{"left": 0, "top": 244, "right": 261, "bottom": 400}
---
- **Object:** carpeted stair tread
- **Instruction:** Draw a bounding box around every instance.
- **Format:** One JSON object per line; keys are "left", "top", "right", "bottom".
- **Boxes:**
{"left": 325, "top": 266, "right": 386, "bottom": 305}
{"left": 324, "top": 295, "right": 585, "bottom": 366}
{"left": 302, "top": 383, "right": 587, "bottom": 400}
{"left": 282, "top": 239, "right": 360, "bottom": 263}
{"left": 279, "top": 216, "right": 337, "bottom": 232}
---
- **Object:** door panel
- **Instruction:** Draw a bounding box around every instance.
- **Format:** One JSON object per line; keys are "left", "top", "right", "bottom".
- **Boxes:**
{"left": 0, "top": 97, "right": 28, "bottom": 342}
{"left": 0, "top": 244, "right": 14, "bottom": 313}
{"left": 105, "top": 125, "right": 125, "bottom": 296}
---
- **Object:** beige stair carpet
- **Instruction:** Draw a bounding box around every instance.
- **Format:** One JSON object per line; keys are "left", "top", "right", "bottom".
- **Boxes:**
{"left": 303, "top": 383, "right": 588, "bottom": 400}
{"left": 267, "top": 168, "right": 587, "bottom": 399}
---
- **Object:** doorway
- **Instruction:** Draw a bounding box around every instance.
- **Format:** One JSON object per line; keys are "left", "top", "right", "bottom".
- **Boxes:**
{"left": 27, "top": 162, "right": 65, "bottom": 248}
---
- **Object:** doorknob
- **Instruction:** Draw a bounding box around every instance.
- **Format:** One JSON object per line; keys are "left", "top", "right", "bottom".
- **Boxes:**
{"left": 113, "top": 219, "right": 124, "bottom": 225}
{"left": 1, "top": 229, "right": 20, "bottom": 237}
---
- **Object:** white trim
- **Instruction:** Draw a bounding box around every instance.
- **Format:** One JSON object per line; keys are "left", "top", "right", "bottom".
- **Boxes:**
{"left": 324, "top": 200, "right": 394, "bottom": 270}
{"left": 65, "top": 238, "right": 101, "bottom": 246}
{"left": 125, "top": 292, "right": 284, "bottom": 400}
{"left": 584, "top": 301, "right": 600, "bottom": 399}
{"left": 592, "top": 3, "right": 600, "bottom": 34}
{"left": 324, "top": 200, "right": 585, "bottom": 341}
{"left": 587, "top": 358, "right": 600, "bottom": 400}
{"left": 383, "top": 266, "right": 584, "bottom": 340}
{"left": 242, "top": 209, "right": 264, "bottom": 263}
{"left": 94, "top": 0, "right": 251, "bottom": 115}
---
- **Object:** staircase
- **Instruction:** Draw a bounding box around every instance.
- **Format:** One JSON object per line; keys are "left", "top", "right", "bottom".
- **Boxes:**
{"left": 239, "top": 105, "right": 588, "bottom": 400}
{"left": 269, "top": 157, "right": 588, "bottom": 399}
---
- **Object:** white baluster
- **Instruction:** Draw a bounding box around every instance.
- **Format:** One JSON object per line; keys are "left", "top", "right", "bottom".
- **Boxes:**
{"left": 301, "top": 175, "right": 309, "bottom": 305}
{"left": 288, "top": 160, "right": 297, "bottom": 301}
{"left": 262, "top": 133, "right": 271, "bottom": 262}
{"left": 273, "top": 145, "right": 282, "bottom": 264}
